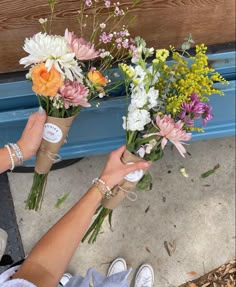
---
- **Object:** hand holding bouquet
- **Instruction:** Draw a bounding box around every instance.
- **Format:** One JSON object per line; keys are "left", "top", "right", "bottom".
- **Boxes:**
{"left": 20, "top": 0, "right": 139, "bottom": 210}
{"left": 82, "top": 35, "right": 228, "bottom": 243}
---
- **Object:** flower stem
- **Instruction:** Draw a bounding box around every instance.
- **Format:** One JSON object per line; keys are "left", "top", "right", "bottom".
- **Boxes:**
{"left": 82, "top": 206, "right": 111, "bottom": 243}
{"left": 26, "top": 172, "right": 48, "bottom": 211}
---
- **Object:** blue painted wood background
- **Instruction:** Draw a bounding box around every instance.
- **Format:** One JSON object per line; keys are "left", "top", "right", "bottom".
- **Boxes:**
{"left": 0, "top": 51, "right": 235, "bottom": 166}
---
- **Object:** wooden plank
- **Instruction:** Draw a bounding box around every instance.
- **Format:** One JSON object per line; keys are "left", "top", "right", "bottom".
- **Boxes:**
{"left": 0, "top": 0, "right": 235, "bottom": 74}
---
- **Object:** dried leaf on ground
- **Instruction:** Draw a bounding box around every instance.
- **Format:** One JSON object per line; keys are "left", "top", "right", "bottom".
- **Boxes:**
{"left": 187, "top": 271, "right": 198, "bottom": 276}
{"left": 180, "top": 167, "right": 189, "bottom": 178}
{"left": 55, "top": 192, "right": 70, "bottom": 208}
{"left": 178, "top": 259, "right": 236, "bottom": 287}
{"left": 201, "top": 164, "right": 220, "bottom": 178}
{"left": 164, "top": 241, "right": 171, "bottom": 256}
{"left": 145, "top": 205, "right": 150, "bottom": 213}
{"left": 164, "top": 240, "right": 177, "bottom": 256}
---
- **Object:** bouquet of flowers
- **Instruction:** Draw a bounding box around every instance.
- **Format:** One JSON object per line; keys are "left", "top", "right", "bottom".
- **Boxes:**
{"left": 20, "top": 0, "right": 139, "bottom": 210}
{"left": 82, "top": 35, "right": 228, "bottom": 243}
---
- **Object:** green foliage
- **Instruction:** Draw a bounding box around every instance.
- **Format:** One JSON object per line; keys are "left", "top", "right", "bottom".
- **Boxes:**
{"left": 136, "top": 172, "right": 153, "bottom": 191}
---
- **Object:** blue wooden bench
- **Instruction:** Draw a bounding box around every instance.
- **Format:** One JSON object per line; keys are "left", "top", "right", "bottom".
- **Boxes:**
{"left": 0, "top": 50, "right": 235, "bottom": 167}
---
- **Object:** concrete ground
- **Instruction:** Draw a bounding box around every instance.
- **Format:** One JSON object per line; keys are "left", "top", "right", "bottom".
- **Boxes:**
{"left": 8, "top": 136, "right": 235, "bottom": 287}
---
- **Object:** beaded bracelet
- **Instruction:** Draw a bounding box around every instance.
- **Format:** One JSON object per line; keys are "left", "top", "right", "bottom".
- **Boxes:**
{"left": 4, "top": 144, "right": 15, "bottom": 171}
{"left": 9, "top": 143, "right": 24, "bottom": 166}
{"left": 92, "top": 178, "right": 113, "bottom": 199}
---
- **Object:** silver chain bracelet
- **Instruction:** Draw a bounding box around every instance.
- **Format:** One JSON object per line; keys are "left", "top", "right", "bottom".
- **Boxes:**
{"left": 9, "top": 143, "right": 24, "bottom": 166}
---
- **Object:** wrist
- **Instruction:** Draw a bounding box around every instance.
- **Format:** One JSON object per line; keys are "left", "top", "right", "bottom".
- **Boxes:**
{"left": 92, "top": 177, "right": 113, "bottom": 199}
{"left": 3, "top": 145, "right": 15, "bottom": 171}
{"left": 99, "top": 175, "right": 114, "bottom": 190}
{"left": 4, "top": 144, "right": 22, "bottom": 170}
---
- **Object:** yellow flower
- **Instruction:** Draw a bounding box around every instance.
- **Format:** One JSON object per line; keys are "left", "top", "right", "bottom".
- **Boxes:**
{"left": 156, "top": 49, "right": 169, "bottom": 61}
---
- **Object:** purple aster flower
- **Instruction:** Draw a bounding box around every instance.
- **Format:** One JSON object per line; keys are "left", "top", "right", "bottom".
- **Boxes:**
{"left": 190, "top": 93, "right": 199, "bottom": 102}
{"left": 178, "top": 93, "right": 213, "bottom": 127}
{"left": 202, "top": 104, "right": 214, "bottom": 126}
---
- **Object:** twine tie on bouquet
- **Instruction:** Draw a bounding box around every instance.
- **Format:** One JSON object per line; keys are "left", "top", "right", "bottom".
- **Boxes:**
{"left": 102, "top": 149, "right": 144, "bottom": 210}
{"left": 117, "top": 185, "right": 138, "bottom": 202}
{"left": 39, "top": 144, "right": 62, "bottom": 163}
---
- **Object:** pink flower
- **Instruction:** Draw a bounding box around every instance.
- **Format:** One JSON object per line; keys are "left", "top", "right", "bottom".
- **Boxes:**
{"left": 104, "top": 1, "right": 111, "bottom": 8}
{"left": 58, "top": 80, "right": 91, "bottom": 109}
{"left": 99, "top": 32, "right": 113, "bottom": 44}
{"left": 145, "top": 115, "right": 192, "bottom": 157}
{"left": 65, "top": 29, "right": 99, "bottom": 60}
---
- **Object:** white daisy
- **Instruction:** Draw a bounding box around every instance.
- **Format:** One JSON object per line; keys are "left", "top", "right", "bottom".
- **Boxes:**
{"left": 19, "top": 32, "right": 83, "bottom": 81}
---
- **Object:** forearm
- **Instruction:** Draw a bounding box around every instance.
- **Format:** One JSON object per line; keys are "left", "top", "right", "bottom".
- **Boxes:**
{"left": 13, "top": 186, "right": 103, "bottom": 287}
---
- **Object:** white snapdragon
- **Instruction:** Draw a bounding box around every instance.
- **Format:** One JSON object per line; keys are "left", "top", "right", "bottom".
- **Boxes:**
{"left": 133, "top": 65, "right": 146, "bottom": 83}
{"left": 130, "top": 85, "right": 148, "bottom": 108}
{"left": 147, "top": 87, "right": 159, "bottom": 109}
{"left": 123, "top": 108, "right": 151, "bottom": 131}
{"left": 148, "top": 66, "right": 160, "bottom": 85}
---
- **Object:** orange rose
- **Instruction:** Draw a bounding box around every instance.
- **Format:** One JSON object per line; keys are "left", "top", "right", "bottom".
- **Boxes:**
{"left": 88, "top": 69, "right": 107, "bottom": 88}
{"left": 31, "top": 63, "right": 63, "bottom": 97}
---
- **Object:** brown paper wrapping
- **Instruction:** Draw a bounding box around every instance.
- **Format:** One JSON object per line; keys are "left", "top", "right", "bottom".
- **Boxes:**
{"left": 101, "top": 149, "right": 144, "bottom": 210}
{"left": 35, "top": 116, "right": 75, "bottom": 174}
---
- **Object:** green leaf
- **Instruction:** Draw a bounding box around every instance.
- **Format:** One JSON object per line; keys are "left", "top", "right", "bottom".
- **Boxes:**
{"left": 136, "top": 172, "right": 153, "bottom": 191}
{"left": 54, "top": 192, "right": 70, "bottom": 208}
{"left": 144, "top": 147, "right": 164, "bottom": 162}
{"left": 201, "top": 164, "right": 220, "bottom": 178}
{"left": 181, "top": 42, "right": 191, "bottom": 51}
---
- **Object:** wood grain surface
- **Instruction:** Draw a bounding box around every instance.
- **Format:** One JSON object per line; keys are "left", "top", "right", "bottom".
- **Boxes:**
{"left": 0, "top": 0, "right": 235, "bottom": 73}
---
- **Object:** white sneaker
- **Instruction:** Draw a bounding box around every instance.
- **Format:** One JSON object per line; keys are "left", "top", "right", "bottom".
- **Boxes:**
{"left": 134, "top": 264, "right": 154, "bottom": 287}
{"left": 0, "top": 229, "right": 8, "bottom": 261}
{"left": 58, "top": 273, "right": 73, "bottom": 286}
{"left": 107, "top": 257, "right": 127, "bottom": 276}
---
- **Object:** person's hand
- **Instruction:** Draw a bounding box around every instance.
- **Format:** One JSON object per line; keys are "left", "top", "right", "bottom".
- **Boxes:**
{"left": 100, "top": 145, "right": 150, "bottom": 190}
{"left": 17, "top": 108, "right": 46, "bottom": 161}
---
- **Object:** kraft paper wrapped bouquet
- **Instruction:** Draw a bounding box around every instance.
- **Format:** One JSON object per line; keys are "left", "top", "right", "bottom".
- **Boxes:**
{"left": 82, "top": 35, "right": 228, "bottom": 243}
{"left": 20, "top": 0, "right": 139, "bottom": 210}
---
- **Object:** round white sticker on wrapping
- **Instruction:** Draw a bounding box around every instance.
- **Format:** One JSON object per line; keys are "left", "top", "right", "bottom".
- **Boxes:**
{"left": 43, "top": 123, "right": 63, "bottom": 143}
{"left": 124, "top": 162, "right": 144, "bottom": 182}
